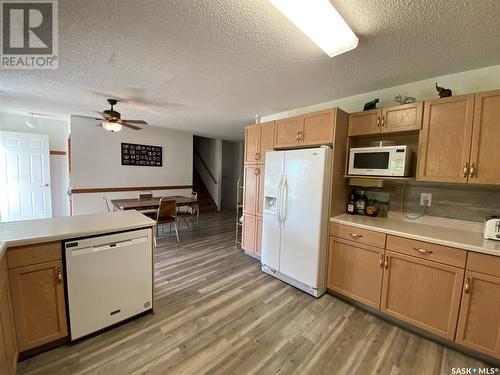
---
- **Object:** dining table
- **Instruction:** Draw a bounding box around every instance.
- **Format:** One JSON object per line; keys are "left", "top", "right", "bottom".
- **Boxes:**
{"left": 111, "top": 195, "right": 199, "bottom": 228}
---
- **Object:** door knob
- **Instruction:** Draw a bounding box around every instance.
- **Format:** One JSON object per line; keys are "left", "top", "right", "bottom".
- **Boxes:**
{"left": 41, "top": 183, "right": 49, "bottom": 187}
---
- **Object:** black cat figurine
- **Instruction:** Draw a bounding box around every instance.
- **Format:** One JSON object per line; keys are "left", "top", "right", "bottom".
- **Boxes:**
{"left": 436, "top": 83, "right": 452, "bottom": 98}
{"left": 363, "top": 98, "right": 379, "bottom": 111}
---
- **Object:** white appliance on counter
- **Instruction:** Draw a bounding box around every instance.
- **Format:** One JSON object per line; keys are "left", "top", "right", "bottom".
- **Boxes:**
{"left": 64, "top": 228, "right": 153, "bottom": 340}
{"left": 348, "top": 145, "right": 412, "bottom": 176}
{"left": 484, "top": 216, "right": 500, "bottom": 240}
{"left": 261, "top": 147, "right": 332, "bottom": 297}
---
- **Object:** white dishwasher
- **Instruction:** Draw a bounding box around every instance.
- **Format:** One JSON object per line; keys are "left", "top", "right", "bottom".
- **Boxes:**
{"left": 64, "top": 228, "right": 153, "bottom": 340}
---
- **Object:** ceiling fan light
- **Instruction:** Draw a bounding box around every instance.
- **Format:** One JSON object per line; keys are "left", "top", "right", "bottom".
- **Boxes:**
{"left": 270, "top": 0, "right": 358, "bottom": 57}
{"left": 102, "top": 121, "right": 122, "bottom": 132}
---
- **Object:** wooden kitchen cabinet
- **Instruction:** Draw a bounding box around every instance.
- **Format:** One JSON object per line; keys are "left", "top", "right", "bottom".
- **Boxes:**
{"left": 455, "top": 271, "right": 500, "bottom": 359}
{"left": 381, "top": 102, "right": 423, "bottom": 133}
{"left": 9, "top": 255, "right": 68, "bottom": 351}
{"left": 417, "top": 94, "right": 475, "bottom": 183}
{"left": 380, "top": 250, "right": 464, "bottom": 340}
{"left": 469, "top": 89, "right": 500, "bottom": 185}
{"left": 327, "top": 237, "right": 384, "bottom": 309}
{"left": 0, "top": 257, "right": 17, "bottom": 375}
{"left": 255, "top": 216, "right": 263, "bottom": 257}
{"left": 242, "top": 214, "right": 256, "bottom": 255}
{"left": 274, "top": 116, "right": 304, "bottom": 148}
{"left": 243, "top": 165, "right": 263, "bottom": 216}
{"left": 348, "top": 109, "right": 381, "bottom": 136}
{"left": 244, "top": 121, "right": 275, "bottom": 165}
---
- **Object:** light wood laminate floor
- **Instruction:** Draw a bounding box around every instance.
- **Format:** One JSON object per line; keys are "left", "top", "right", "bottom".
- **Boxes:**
{"left": 18, "top": 211, "right": 489, "bottom": 375}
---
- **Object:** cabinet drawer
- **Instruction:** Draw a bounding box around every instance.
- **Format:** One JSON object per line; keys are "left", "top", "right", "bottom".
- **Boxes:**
{"left": 7, "top": 242, "right": 61, "bottom": 269}
{"left": 467, "top": 252, "right": 500, "bottom": 278}
{"left": 330, "top": 223, "right": 386, "bottom": 249}
{"left": 386, "top": 236, "right": 466, "bottom": 268}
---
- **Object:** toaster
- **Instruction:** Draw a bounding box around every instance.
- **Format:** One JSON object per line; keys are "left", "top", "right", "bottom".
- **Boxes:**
{"left": 484, "top": 216, "right": 500, "bottom": 240}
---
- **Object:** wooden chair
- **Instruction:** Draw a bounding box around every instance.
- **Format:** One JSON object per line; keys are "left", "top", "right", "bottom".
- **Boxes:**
{"left": 156, "top": 197, "right": 180, "bottom": 243}
{"left": 177, "top": 192, "right": 198, "bottom": 229}
{"left": 138, "top": 191, "right": 156, "bottom": 219}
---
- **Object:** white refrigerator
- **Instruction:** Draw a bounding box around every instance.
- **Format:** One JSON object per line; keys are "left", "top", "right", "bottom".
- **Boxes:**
{"left": 261, "top": 147, "right": 332, "bottom": 297}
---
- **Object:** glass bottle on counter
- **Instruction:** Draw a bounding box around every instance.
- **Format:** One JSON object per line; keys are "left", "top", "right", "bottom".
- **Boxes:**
{"left": 366, "top": 200, "right": 377, "bottom": 217}
{"left": 347, "top": 191, "right": 357, "bottom": 215}
{"left": 356, "top": 190, "right": 368, "bottom": 215}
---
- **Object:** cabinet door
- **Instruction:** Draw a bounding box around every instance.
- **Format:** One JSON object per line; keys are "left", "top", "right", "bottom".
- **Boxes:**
{"left": 242, "top": 214, "right": 256, "bottom": 254}
{"left": 469, "top": 89, "right": 500, "bottom": 185}
{"left": 258, "top": 122, "right": 274, "bottom": 164}
{"left": 255, "top": 216, "right": 263, "bottom": 258}
{"left": 348, "top": 109, "right": 381, "bottom": 136}
{"left": 327, "top": 238, "right": 384, "bottom": 309}
{"left": 380, "top": 251, "right": 464, "bottom": 340}
{"left": 243, "top": 165, "right": 258, "bottom": 215}
{"left": 244, "top": 124, "right": 260, "bottom": 164}
{"left": 381, "top": 102, "right": 423, "bottom": 133}
{"left": 255, "top": 166, "right": 264, "bottom": 217}
{"left": 417, "top": 95, "right": 474, "bottom": 183}
{"left": 302, "top": 110, "right": 333, "bottom": 145}
{"left": 9, "top": 260, "right": 68, "bottom": 351}
{"left": 456, "top": 271, "right": 500, "bottom": 359}
{"left": 0, "top": 272, "right": 16, "bottom": 374}
{"left": 274, "top": 117, "right": 304, "bottom": 148}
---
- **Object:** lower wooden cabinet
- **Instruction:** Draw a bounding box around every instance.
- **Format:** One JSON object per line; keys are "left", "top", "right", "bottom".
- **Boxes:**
{"left": 0, "top": 257, "right": 17, "bottom": 375}
{"left": 255, "top": 216, "right": 263, "bottom": 258}
{"left": 327, "top": 238, "right": 384, "bottom": 309}
{"left": 455, "top": 271, "right": 500, "bottom": 359}
{"left": 9, "top": 259, "right": 68, "bottom": 351}
{"left": 242, "top": 214, "right": 256, "bottom": 254}
{"left": 380, "top": 250, "right": 464, "bottom": 340}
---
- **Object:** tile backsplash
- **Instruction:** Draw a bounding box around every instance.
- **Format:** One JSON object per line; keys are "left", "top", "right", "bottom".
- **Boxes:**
{"left": 357, "top": 182, "right": 500, "bottom": 223}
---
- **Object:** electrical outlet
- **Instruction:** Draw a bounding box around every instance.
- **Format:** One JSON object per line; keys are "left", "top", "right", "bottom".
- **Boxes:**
{"left": 420, "top": 193, "right": 432, "bottom": 206}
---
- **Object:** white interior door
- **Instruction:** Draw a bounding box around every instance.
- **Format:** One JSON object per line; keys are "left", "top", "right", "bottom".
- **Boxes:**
{"left": 0, "top": 131, "right": 52, "bottom": 222}
{"left": 279, "top": 148, "right": 331, "bottom": 288}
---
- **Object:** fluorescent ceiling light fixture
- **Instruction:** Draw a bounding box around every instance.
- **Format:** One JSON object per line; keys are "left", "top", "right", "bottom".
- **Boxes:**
{"left": 270, "top": 0, "right": 358, "bottom": 57}
{"left": 102, "top": 121, "right": 122, "bottom": 132}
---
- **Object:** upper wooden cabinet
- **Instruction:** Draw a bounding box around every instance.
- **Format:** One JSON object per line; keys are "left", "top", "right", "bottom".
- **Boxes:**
{"left": 274, "top": 109, "right": 337, "bottom": 148}
{"left": 244, "top": 121, "right": 275, "bottom": 165}
{"left": 380, "top": 250, "right": 464, "bottom": 340}
{"left": 417, "top": 94, "right": 475, "bottom": 183}
{"left": 348, "top": 103, "right": 423, "bottom": 136}
{"left": 8, "top": 243, "right": 68, "bottom": 352}
{"left": 469, "top": 89, "right": 500, "bottom": 185}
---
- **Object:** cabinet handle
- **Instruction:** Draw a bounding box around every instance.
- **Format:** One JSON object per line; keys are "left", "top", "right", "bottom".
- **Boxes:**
{"left": 296, "top": 131, "right": 300, "bottom": 142}
{"left": 381, "top": 116, "right": 385, "bottom": 128}
{"left": 463, "top": 162, "right": 469, "bottom": 178}
{"left": 349, "top": 233, "right": 363, "bottom": 238}
{"left": 298, "top": 130, "right": 304, "bottom": 142}
{"left": 413, "top": 247, "right": 433, "bottom": 255}
{"left": 464, "top": 277, "right": 471, "bottom": 294}
{"left": 377, "top": 117, "right": 380, "bottom": 128}
{"left": 57, "top": 267, "right": 63, "bottom": 282}
{"left": 254, "top": 168, "right": 260, "bottom": 176}
{"left": 384, "top": 256, "right": 389, "bottom": 269}
{"left": 469, "top": 162, "right": 475, "bottom": 178}
{"left": 379, "top": 254, "right": 384, "bottom": 268}
{"left": 254, "top": 152, "right": 260, "bottom": 161}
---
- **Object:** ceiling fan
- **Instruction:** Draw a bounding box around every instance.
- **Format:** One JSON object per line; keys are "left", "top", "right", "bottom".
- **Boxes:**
{"left": 77, "top": 99, "right": 148, "bottom": 132}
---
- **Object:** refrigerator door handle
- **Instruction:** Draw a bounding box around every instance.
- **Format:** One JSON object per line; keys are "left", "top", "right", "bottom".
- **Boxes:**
{"left": 276, "top": 175, "right": 284, "bottom": 226}
{"left": 281, "top": 175, "right": 288, "bottom": 227}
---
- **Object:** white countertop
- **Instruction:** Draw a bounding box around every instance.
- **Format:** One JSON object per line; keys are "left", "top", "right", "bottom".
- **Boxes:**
{"left": 331, "top": 214, "right": 500, "bottom": 257}
{"left": 0, "top": 211, "right": 155, "bottom": 252}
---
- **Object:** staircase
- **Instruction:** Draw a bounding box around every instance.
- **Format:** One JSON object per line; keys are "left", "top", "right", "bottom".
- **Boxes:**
{"left": 193, "top": 169, "right": 217, "bottom": 213}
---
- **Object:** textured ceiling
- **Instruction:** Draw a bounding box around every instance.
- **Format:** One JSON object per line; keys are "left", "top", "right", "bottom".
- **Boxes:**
{"left": 1, "top": 0, "right": 500, "bottom": 140}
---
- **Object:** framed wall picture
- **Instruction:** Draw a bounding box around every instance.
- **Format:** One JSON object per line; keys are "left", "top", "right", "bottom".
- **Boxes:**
{"left": 121, "top": 142, "right": 163, "bottom": 167}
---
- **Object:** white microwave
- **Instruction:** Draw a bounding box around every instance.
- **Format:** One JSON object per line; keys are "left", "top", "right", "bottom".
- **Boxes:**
{"left": 348, "top": 145, "right": 412, "bottom": 177}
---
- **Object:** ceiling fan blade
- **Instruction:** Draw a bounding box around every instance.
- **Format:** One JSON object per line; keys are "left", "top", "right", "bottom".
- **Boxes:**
{"left": 121, "top": 119, "right": 148, "bottom": 125}
{"left": 122, "top": 123, "right": 142, "bottom": 130}
{"left": 72, "top": 114, "right": 103, "bottom": 121}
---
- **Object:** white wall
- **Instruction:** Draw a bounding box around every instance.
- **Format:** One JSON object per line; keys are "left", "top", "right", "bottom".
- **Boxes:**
{"left": 193, "top": 136, "right": 222, "bottom": 210}
{"left": 0, "top": 112, "right": 70, "bottom": 217}
{"left": 70, "top": 116, "right": 193, "bottom": 215}
{"left": 262, "top": 64, "right": 500, "bottom": 121}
